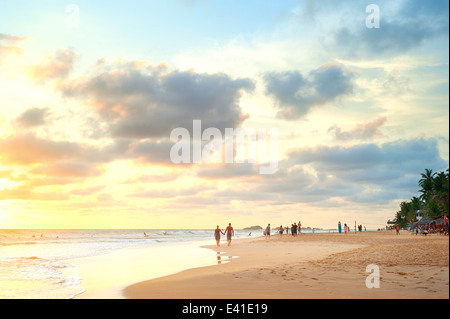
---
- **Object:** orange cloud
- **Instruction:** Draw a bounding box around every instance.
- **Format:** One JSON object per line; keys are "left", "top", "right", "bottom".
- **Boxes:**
{"left": 0, "top": 133, "right": 80, "bottom": 165}
{"left": 0, "top": 33, "right": 29, "bottom": 61}
{"left": 0, "top": 184, "right": 70, "bottom": 201}
{"left": 27, "top": 48, "right": 79, "bottom": 83}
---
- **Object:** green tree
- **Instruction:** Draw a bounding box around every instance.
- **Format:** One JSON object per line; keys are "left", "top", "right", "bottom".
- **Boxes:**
{"left": 393, "top": 168, "right": 449, "bottom": 225}
{"left": 430, "top": 169, "right": 449, "bottom": 215}
{"left": 418, "top": 168, "right": 436, "bottom": 202}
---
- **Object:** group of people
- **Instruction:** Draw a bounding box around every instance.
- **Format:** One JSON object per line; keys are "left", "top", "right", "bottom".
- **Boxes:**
{"left": 339, "top": 222, "right": 369, "bottom": 234}
{"left": 410, "top": 225, "right": 448, "bottom": 236}
{"left": 280, "top": 222, "right": 302, "bottom": 237}
{"left": 266, "top": 222, "right": 303, "bottom": 239}
{"left": 214, "top": 221, "right": 304, "bottom": 245}
{"left": 214, "top": 221, "right": 302, "bottom": 247}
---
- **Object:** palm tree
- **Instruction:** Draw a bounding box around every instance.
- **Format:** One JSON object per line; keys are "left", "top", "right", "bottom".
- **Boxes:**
{"left": 410, "top": 196, "right": 423, "bottom": 211}
{"left": 418, "top": 168, "right": 436, "bottom": 201}
{"left": 431, "top": 170, "right": 449, "bottom": 214}
{"left": 392, "top": 168, "right": 449, "bottom": 225}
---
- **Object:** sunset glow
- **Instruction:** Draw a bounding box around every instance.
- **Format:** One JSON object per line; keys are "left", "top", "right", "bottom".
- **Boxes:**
{"left": 0, "top": 0, "right": 448, "bottom": 230}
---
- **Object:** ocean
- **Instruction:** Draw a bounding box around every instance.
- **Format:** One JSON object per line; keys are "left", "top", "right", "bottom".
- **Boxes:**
{"left": 0, "top": 228, "right": 257, "bottom": 299}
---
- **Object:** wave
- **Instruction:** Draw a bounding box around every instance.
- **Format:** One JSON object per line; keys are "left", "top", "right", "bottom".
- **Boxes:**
{"left": 0, "top": 256, "right": 84, "bottom": 299}
{"left": 1, "top": 241, "right": 38, "bottom": 246}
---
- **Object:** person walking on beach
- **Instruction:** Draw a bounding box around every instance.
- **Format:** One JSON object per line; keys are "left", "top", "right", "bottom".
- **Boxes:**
{"left": 214, "top": 225, "right": 224, "bottom": 246}
{"left": 344, "top": 224, "right": 348, "bottom": 234}
{"left": 279, "top": 225, "right": 284, "bottom": 237}
{"left": 298, "top": 221, "right": 302, "bottom": 234}
{"left": 224, "top": 223, "right": 234, "bottom": 246}
{"left": 265, "top": 224, "right": 271, "bottom": 240}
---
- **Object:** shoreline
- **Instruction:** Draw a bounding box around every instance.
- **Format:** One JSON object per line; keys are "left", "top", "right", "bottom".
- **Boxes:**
{"left": 123, "top": 231, "right": 449, "bottom": 299}
{"left": 69, "top": 239, "right": 220, "bottom": 299}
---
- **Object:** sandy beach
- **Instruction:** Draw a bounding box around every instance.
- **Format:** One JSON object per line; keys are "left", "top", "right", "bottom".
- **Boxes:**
{"left": 123, "top": 231, "right": 449, "bottom": 299}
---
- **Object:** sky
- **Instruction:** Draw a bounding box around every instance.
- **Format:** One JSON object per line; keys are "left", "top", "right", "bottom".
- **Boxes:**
{"left": 0, "top": 0, "right": 448, "bottom": 229}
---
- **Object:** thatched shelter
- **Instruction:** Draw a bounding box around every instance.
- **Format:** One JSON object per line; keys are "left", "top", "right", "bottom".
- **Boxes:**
{"left": 418, "top": 217, "right": 434, "bottom": 226}
{"left": 433, "top": 219, "right": 446, "bottom": 226}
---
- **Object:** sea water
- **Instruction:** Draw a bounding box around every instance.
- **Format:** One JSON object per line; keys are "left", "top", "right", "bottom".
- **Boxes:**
{"left": 0, "top": 229, "right": 256, "bottom": 299}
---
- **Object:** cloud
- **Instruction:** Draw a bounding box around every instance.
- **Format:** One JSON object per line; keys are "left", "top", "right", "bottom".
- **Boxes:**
{"left": 0, "top": 133, "right": 123, "bottom": 200}
{"left": 27, "top": 48, "right": 79, "bottom": 82}
{"left": 130, "top": 185, "right": 207, "bottom": 199}
{"left": 0, "top": 184, "right": 70, "bottom": 201}
{"left": 0, "top": 33, "right": 29, "bottom": 61}
{"left": 0, "top": 133, "right": 130, "bottom": 189}
{"left": 120, "top": 172, "right": 180, "bottom": 184}
{"left": 71, "top": 185, "right": 106, "bottom": 196}
{"left": 0, "top": 133, "right": 130, "bottom": 166}
{"left": 31, "top": 161, "right": 104, "bottom": 178}
{"left": 0, "top": 169, "right": 14, "bottom": 179}
{"left": 26, "top": 177, "right": 80, "bottom": 187}
{"left": 16, "top": 107, "right": 50, "bottom": 128}
{"left": 0, "top": 34, "right": 29, "bottom": 42}
{"left": 264, "top": 62, "right": 355, "bottom": 119}
{"left": 224, "top": 137, "right": 449, "bottom": 206}
{"left": 0, "top": 133, "right": 82, "bottom": 165}
{"left": 127, "top": 139, "right": 177, "bottom": 164}
{"left": 380, "top": 70, "right": 411, "bottom": 95}
{"left": 330, "top": 0, "right": 449, "bottom": 58}
{"left": 287, "top": 137, "right": 447, "bottom": 173}
{"left": 196, "top": 163, "right": 258, "bottom": 179}
{"left": 285, "top": 137, "right": 448, "bottom": 202}
{"left": 328, "top": 117, "right": 387, "bottom": 141}
{"left": 60, "top": 60, "right": 255, "bottom": 139}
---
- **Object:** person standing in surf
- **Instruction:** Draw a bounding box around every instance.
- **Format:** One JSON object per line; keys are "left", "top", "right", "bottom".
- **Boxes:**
{"left": 214, "top": 225, "right": 224, "bottom": 246}
{"left": 265, "top": 224, "right": 271, "bottom": 240}
{"left": 224, "top": 223, "right": 234, "bottom": 246}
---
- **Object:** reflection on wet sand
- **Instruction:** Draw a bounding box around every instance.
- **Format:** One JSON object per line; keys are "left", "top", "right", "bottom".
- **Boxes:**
{"left": 216, "top": 251, "right": 238, "bottom": 264}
